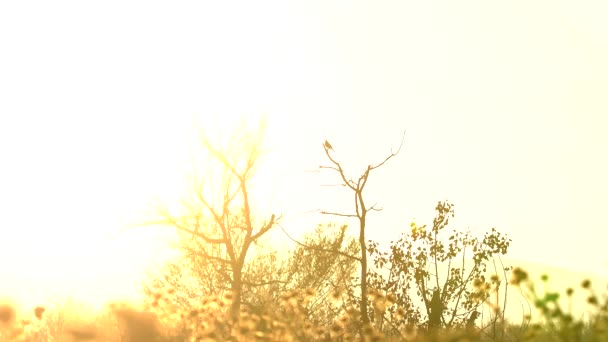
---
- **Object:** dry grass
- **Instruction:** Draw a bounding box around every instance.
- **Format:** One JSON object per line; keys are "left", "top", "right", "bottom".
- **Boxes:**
{"left": 3, "top": 267, "right": 608, "bottom": 341}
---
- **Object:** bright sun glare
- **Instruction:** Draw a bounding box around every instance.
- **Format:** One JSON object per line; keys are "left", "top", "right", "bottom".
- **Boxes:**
{"left": 2, "top": 2, "right": 608, "bottom": 331}
{"left": 0, "top": 79, "right": 278, "bottom": 312}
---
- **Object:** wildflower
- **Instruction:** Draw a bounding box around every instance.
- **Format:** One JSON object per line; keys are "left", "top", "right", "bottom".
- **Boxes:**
{"left": 473, "top": 278, "right": 484, "bottom": 288}
{"left": 510, "top": 267, "right": 528, "bottom": 285}
{"left": 313, "top": 326, "right": 326, "bottom": 339}
{"left": 588, "top": 296, "right": 598, "bottom": 305}
{"left": 362, "top": 323, "right": 374, "bottom": 336}
{"left": 34, "top": 306, "right": 45, "bottom": 320}
{"left": 367, "top": 288, "right": 378, "bottom": 301}
{"left": 345, "top": 306, "right": 359, "bottom": 319}
{"left": 0, "top": 304, "right": 15, "bottom": 324}
{"left": 329, "top": 322, "right": 343, "bottom": 337}
{"left": 370, "top": 330, "right": 384, "bottom": 341}
{"left": 238, "top": 323, "right": 252, "bottom": 335}
{"left": 395, "top": 307, "right": 407, "bottom": 321}
{"left": 373, "top": 297, "right": 388, "bottom": 314}
{"left": 280, "top": 291, "right": 294, "bottom": 302}
{"left": 331, "top": 289, "right": 342, "bottom": 302}
{"left": 404, "top": 324, "right": 416, "bottom": 336}
{"left": 67, "top": 326, "right": 97, "bottom": 340}
{"left": 582, "top": 279, "right": 592, "bottom": 289}
{"left": 254, "top": 331, "right": 265, "bottom": 339}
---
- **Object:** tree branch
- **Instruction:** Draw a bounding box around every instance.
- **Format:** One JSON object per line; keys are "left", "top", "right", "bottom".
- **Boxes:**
{"left": 320, "top": 211, "right": 358, "bottom": 218}
{"left": 369, "top": 130, "right": 406, "bottom": 170}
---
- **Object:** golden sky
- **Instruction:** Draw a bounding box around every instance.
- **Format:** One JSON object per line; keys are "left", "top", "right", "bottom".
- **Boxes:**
{"left": 1, "top": 1, "right": 607, "bottom": 309}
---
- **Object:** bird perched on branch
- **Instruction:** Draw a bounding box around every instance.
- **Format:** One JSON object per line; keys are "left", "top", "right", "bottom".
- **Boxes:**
{"left": 324, "top": 140, "right": 334, "bottom": 151}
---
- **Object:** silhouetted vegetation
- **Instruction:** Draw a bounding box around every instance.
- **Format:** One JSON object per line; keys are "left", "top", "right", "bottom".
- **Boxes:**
{"left": 3, "top": 129, "right": 608, "bottom": 341}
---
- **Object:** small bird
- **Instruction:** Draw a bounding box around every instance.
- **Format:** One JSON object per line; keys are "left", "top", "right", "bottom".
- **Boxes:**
{"left": 324, "top": 140, "right": 334, "bottom": 151}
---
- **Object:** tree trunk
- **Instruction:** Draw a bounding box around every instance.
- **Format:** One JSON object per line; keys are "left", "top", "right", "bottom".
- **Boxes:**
{"left": 231, "top": 268, "right": 242, "bottom": 324}
{"left": 359, "top": 211, "right": 369, "bottom": 326}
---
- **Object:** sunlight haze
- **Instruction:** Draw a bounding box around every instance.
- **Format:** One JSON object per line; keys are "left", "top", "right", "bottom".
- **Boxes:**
{"left": 1, "top": 0, "right": 607, "bottom": 312}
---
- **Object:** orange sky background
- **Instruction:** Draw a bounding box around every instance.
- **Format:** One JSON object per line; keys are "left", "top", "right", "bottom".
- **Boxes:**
{"left": 1, "top": 1, "right": 607, "bottom": 310}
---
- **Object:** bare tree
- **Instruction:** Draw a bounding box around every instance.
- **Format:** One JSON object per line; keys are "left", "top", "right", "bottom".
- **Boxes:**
{"left": 149, "top": 125, "right": 279, "bottom": 323}
{"left": 319, "top": 134, "right": 404, "bottom": 327}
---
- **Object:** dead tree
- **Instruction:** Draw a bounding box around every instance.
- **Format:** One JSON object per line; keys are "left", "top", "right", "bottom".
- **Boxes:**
{"left": 319, "top": 134, "right": 404, "bottom": 327}
{"left": 151, "top": 127, "right": 279, "bottom": 323}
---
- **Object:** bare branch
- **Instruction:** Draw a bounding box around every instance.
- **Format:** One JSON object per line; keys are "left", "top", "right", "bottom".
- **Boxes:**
{"left": 201, "top": 135, "right": 244, "bottom": 182}
{"left": 354, "top": 190, "right": 361, "bottom": 217}
{"left": 195, "top": 190, "right": 224, "bottom": 232}
{"left": 367, "top": 205, "right": 383, "bottom": 212}
{"left": 369, "top": 130, "right": 406, "bottom": 170}
{"left": 319, "top": 165, "right": 340, "bottom": 172}
{"left": 320, "top": 211, "right": 358, "bottom": 218}
{"left": 179, "top": 245, "right": 231, "bottom": 265}
{"left": 250, "top": 214, "right": 278, "bottom": 241}
{"left": 173, "top": 223, "right": 227, "bottom": 244}
{"left": 321, "top": 148, "right": 358, "bottom": 192}
{"left": 142, "top": 209, "right": 228, "bottom": 244}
